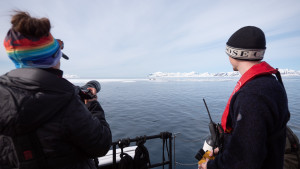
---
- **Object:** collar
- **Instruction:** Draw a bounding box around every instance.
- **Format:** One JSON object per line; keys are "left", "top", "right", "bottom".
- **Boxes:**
{"left": 40, "top": 68, "right": 63, "bottom": 78}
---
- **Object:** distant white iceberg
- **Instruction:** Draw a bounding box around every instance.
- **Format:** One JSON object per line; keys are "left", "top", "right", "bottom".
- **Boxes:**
{"left": 63, "top": 74, "right": 80, "bottom": 79}
{"left": 148, "top": 69, "right": 300, "bottom": 79}
{"left": 66, "top": 78, "right": 148, "bottom": 84}
{"left": 148, "top": 71, "right": 240, "bottom": 79}
{"left": 278, "top": 69, "right": 300, "bottom": 76}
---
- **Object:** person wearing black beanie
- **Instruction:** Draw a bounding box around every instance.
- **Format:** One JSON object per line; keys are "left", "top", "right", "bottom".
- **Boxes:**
{"left": 199, "top": 26, "right": 290, "bottom": 169}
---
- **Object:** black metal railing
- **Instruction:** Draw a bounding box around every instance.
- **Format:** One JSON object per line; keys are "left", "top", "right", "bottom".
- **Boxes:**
{"left": 110, "top": 132, "right": 173, "bottom": 169}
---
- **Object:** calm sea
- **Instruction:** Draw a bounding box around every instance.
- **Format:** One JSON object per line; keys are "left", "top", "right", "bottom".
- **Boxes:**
{"left": 72, "top": 76, "right": 300, "bottom": 169}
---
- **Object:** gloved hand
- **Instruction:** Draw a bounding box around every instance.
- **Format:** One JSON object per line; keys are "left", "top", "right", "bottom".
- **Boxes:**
{"left": 84, "top": 87, "right": 98, "bottom": 104}
{"left": 198, "top": 150, "right": 215, "bottom": 165}
{"left": 198, "top": 148, "right": 219, "bottom": 169}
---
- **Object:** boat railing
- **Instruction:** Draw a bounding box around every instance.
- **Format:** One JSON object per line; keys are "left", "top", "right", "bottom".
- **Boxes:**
{"left": 108, "top": 132, "right": 173, "bottom": 169}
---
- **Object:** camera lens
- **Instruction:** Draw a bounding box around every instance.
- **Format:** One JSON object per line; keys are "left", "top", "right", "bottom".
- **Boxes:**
{"left": 81, "top": 80, "right": 101, "bottom": 93}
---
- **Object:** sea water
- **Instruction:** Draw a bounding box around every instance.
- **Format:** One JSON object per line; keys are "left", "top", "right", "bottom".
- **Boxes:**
{"left": 71, "top": 76, "right": 300, "bottom": 169}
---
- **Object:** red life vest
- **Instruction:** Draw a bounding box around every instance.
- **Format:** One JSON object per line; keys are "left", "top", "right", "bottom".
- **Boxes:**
{"left": 221, "top": 61, "right": 278, "bottom": 133}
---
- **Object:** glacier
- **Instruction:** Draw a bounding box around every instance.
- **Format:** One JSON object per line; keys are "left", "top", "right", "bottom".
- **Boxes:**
{"left": 148, "top": 69, "right": 300, "bottom": 79}
{"left": 63, "top": 69, "right": 300, "bottom": 83}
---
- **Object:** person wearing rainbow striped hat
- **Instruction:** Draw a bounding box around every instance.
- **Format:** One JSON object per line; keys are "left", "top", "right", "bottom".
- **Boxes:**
{"left": 0, "top": 11, "right": 111, "bottom": 169}
{"left": 4, "top": 19, "right": 69, "bottom": 69}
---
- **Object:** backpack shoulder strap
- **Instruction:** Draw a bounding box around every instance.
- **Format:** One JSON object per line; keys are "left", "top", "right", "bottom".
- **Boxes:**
{"left": 275, "top": 70, "right": 284, "bottom": 86}
{"left": 12, "top": 92, "right": 75, "bottom": 169}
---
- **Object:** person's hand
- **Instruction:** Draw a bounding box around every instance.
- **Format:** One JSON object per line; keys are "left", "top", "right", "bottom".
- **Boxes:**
{"left": 209, "top": 147, "right": 219, "bottom": 157}
{"left": 199, "top": 158, "right": 209, "bottom": 169}
{"left": 84, "top": 87, "right": 98, "bottom": 104}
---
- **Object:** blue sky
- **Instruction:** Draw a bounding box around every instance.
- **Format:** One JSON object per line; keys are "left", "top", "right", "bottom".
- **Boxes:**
{"left": 0, "top": 0, "right": 300, "bottom": 78}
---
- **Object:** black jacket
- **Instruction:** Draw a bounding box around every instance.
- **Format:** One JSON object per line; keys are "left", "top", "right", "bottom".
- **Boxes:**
{"left": 0, "top": 68, "right": 112, "bottom": 169}
{"left": 208, "top": 75, "right": 290, "bottom": 169}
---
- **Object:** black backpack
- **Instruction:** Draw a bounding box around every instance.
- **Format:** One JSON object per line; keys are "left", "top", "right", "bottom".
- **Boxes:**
{"left": 118, "top": 152, "right": 134, "bottom": 169}
{"left": 133, "top": 144, "right": 151, "bottom": 169}
{"left": 284, "top": 126, "right": 300, "bottom": 169}
{"left": 117, "top": 144, "right": 151, "bottom": 169}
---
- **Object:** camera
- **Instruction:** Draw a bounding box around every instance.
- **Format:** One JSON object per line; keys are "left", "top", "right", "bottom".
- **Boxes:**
{"left": 79, "top": 80, "right": 101, "bottom": 100}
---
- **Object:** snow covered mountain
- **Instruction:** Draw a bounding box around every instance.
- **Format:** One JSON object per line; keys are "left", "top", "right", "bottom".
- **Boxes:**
{"left": 148, "top": 69, "right": 300, "bottom": 79}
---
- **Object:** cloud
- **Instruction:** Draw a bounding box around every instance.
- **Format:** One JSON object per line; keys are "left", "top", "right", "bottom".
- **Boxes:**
{"left": 0, "top": 0, "right": 300, "bottom": 77}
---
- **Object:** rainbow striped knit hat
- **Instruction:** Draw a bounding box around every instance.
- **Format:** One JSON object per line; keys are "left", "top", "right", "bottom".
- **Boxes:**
{"left": 4, "top": 29, "right": 62, "bottom": 68}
